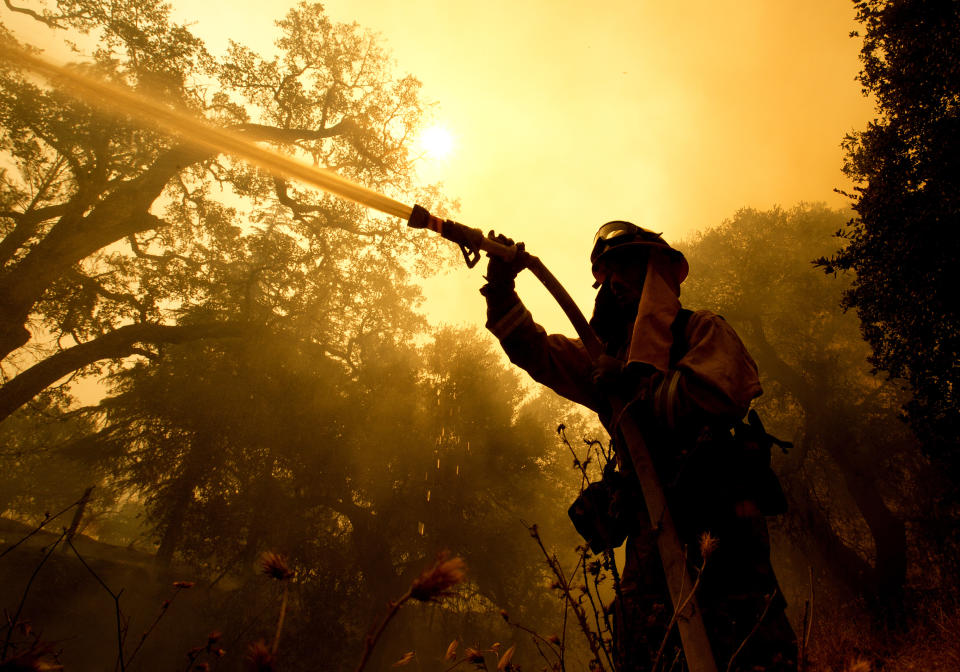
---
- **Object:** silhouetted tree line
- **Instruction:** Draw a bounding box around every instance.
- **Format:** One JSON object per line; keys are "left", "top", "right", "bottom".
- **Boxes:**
{"left": 818, "top": 0, "right": 960, "bottom": 507}
{"left": 681, "top": 205, "right": 947, "bottom": 630}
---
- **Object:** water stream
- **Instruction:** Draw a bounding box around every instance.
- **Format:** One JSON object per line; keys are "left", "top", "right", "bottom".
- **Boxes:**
{"left": 0, "top": 44, "right": 413, "bottom": 220}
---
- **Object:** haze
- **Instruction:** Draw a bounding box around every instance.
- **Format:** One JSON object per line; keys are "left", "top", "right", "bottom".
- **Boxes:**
{"left": 5, "top": 2, "right": 955, "bottom": 670}
{"left": 165, "top": 0, "right": 872, "bottom": 333}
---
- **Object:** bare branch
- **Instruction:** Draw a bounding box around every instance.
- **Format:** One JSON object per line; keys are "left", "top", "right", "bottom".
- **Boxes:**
{"left": 66, "top": 538, "right": 127, "bottom": 671}
{"left": 0, "top": 321, "right": 251, "bottom": 423}
{"left": 67, "top": 267, "right": 149, "bottom": 318}
{"left": 0, "top": 203, "right": 70, "bottom": 267}
{"left": 234, "top": 119, "right": 353, "bottom": 144}
{"left": 1, "top": 527, "right": 67, "bottom": 661}
{"left": 272, "top": 177, "right": 389, "bottom": 237}
{"left": 0, "top": 497, "right": 84, "bottom": 561}
{"left": 2, "top": 0, "right": 59, "bottom": 26}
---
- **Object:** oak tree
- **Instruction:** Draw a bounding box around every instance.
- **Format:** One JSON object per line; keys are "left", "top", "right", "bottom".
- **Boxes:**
{"left": 682, "top": 204, "right": 938, "bottom": 621}
{"left": 0, "top": 0, "right": 438, "bottom": 422}
{"left": 821, "top": 0, "right": 960, "bottom": 499}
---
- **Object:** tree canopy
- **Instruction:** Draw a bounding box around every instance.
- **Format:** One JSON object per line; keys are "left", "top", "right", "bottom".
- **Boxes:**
{"left": 819, "top": 0, "right": 960, "bottom": 498}
{"left": 681, "top": 203, "right": 945, "bottom": 623}
{"left": 0, "top": 0, "right": 445, "bottom": 422}
{"left": 0, "top": 4, "right": 596, "bottom": 669}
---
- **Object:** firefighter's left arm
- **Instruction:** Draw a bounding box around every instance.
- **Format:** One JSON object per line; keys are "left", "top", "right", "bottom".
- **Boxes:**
{"left": 635, "top": 311, "right": 762, "bottom": 429}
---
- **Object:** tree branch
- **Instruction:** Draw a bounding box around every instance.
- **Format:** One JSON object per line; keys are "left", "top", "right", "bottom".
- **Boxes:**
{"left": 234, "top": 119, "right": 353, "bottom": 144}
{"left": 272, "top": 178, "right": 389, "bottom": 237}
{"left": 2, "top": 0, "right": 58, "bottom": 26}
{"left": 0, "top": 203, "right": 70, "bottom": 267}
{"left": 0, "top": 157, "right": 72, "bottom": 267}
{"left": 67, "top": 268, "right": 150, "bottom": 319}
{"left": 0, "top": 321, "right": 250, "bottom": 423}
{"left": 0, "top": 144, "right": 206, "bottom": 354}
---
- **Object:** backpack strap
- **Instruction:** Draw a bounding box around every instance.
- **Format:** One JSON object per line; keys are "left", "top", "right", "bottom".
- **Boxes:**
{"left": 668, "top": 308, "right": 694, "bottom": 368}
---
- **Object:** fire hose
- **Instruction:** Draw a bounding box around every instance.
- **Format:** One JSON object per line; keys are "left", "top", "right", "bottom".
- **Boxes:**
{"left": 407, "top": 206, "right": 717, "bottom": 672}
{"left": 3, "top": 44, "right": 718, "bottom": 672}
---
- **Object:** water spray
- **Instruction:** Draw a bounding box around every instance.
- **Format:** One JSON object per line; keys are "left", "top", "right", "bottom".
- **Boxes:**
{"left": 0, "top": 44, "right": 718, "bottom": 672}
{"left": 0, "top": 43, "right": 599, "bottom": 353}
{"left": 0, "top": 44, "right": 411, "bottom": 219}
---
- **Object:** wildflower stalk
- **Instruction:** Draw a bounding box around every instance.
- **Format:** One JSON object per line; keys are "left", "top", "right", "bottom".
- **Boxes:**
{"left": 1, "top": 528, "right": 67, "bottom": 663}
{"left": 441, "top": 648, "right": 491, "bottom": 672}
{"left": 441, "top": 655, "right": 470, "bottom": 672}
{"left": 271, "top": 581, "right": 289, "bottom": 656}
{"left": 581, "top": 551, "right": 616, "bottom": 672}
{"left": 653, "top": 552, "right": 698, "bottom": 672}
{"left": 501, "top": 612, "right": 562, "bottom": 666}
{"left": 533, "top": 638, "right": 557, "bottom": 672}
{"left": 558, "top": 425, "right": 592, "bottom": 490}
{"left": 354, "top": 552, "right": 465, "bottom": 672}
{"left": 353, "top": 589, "right": 412, "bottom": 672}
{"left": 528, "top": 523, "right": 608, "bottom": 672}
{"left": 125, "top": 582, "right": 192, "bottom": 668}
{"left": 725, "top": 591, "right": 777, "bottom": 672}
{"left": 559, "top": 594, "right": 569, "bottom": 672}
{"left": 603, "top": 549, "right": 624, "bottom": 657}
{"left": 258, "top": 551, "right": 294, "bottom": 661}
{"left": 652, "top": 532, "right": 717, "bottom": 672}
{"left": 798, "top": 567, "right": 814, "bottom": 672}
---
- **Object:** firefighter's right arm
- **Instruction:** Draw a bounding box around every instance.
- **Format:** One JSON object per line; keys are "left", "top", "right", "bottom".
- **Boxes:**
{"left": 481, "top": 284, "right": 606, "bottom": 413}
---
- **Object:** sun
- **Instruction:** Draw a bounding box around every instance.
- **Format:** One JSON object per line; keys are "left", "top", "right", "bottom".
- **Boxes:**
{"left": 418, "top": 125, "right": 456, "bottom": 160}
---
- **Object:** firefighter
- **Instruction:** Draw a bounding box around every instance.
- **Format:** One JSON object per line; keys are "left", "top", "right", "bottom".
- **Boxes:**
{"left": 480, "top": 221, "right": 798, "bottom": 671}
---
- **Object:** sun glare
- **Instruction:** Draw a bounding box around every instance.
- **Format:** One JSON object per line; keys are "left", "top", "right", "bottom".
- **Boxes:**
{"left": 418, "top": 125, "right": 455, "bottom": 160}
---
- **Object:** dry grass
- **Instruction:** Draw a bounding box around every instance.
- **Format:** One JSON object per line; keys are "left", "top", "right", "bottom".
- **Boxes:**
{"left": 802, "top": 599, "right": 960, "bottom": 672}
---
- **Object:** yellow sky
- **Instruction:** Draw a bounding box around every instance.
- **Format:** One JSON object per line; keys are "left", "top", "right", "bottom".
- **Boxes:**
{"left": 227, "top": 0, "right": 871, "bottom": 335}
{"left": 7, "top": 1, "right": 875, "bottom": 336}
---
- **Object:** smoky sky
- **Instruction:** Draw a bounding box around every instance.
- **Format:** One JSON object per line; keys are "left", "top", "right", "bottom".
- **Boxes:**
{"left": 5, "top": 0, "right": 874, "bottom": 334}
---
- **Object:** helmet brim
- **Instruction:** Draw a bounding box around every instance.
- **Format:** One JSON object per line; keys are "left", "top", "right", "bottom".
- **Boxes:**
{"left": 592, "top": 241, "right": 688, "bottom": 288}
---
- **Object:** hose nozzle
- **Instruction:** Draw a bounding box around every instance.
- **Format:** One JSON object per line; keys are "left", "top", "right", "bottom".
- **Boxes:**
{"left": 407, "top": 204, "right": 525, "bottom": 269}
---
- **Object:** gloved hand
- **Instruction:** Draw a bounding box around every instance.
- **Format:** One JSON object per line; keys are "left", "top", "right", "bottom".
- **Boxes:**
{"left": 591, "top": 354, "right": 625, "bottom": 392}
{"left": 483, "top": 232, "right": 526, "bottom": 291}
{"left": 592, "top": 358, "right": 656, "bottom": 398}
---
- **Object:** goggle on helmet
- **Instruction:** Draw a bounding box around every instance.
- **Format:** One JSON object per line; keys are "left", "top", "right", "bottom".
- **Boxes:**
{"left": 590, "top": 220, "right": 688, "bottom": 288}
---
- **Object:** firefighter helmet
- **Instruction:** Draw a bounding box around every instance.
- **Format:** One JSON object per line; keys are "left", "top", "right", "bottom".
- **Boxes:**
{"left": 590, "top": 220, "right": 688, "bottom": 287}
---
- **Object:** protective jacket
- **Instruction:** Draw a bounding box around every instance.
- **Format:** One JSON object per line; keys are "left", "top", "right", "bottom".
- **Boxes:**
{"left": 481, "top": 249, "right": 797, "bottom": 672}
{"left": 483, "top": 249, "right": 761, "bottom": 446}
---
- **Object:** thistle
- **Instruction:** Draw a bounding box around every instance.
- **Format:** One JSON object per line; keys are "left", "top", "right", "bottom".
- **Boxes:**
{"left": 698, "top": 532, "right": 719, "bottom": 559}
{"left": 246, "top": 640, "right": 274, "bottom": 672}
{"left": 409, "top": 551, "right": 466, "bottom": 602}
{"left": 259, "top": 551, "right": 294, "bottom": 581}
{"left": 354, "top": 551, "right": 467, "bottom": 672}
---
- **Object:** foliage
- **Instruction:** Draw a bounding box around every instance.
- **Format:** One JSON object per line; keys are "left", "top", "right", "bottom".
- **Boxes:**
{"left": 0, "top": 0, "right": 446, "bottom": 423}
{"left": 0, "top": 389, "right": 110, "bottom": 521}
{"left": 819, "top": 0, "right": 960, "bottom": 499}
{"left": 0, "top": 2, "right": 584, "bottom": 667}
{"left": 681, "top": 204, "right": 946, "bottom": 621}
{"left": 41, "top": 326, "right": 580, "bottom": 670}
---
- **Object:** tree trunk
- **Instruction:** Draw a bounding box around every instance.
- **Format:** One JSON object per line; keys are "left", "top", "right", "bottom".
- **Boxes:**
{"left": 817, "top": 417, "right": 907, "bottom": 621}
{"left": 781, "top": 478, "right": 874, "bottom": 601}
{"left": 63, "top": 486, "right": 95, "bottom": 548}
{"left": 155, "top": 442, "right": 207, "bottom": 567}
{"left": 747, "top": 316, "right": 908, "bottom": 617}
